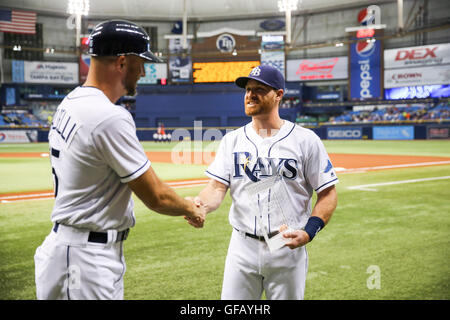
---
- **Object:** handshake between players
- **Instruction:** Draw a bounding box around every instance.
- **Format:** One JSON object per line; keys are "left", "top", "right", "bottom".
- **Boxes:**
{"left": 184, "top": 191, "right": 310, "bottom": 249}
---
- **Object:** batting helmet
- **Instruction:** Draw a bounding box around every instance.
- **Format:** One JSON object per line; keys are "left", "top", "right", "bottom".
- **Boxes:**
{"left": 88, "top": 20, "right": 160, "bottom": 62}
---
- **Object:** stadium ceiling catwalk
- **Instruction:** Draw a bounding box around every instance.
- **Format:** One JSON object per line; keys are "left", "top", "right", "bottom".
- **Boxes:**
{"left": 1, "top": 0, "right": 397, "bottom": 20}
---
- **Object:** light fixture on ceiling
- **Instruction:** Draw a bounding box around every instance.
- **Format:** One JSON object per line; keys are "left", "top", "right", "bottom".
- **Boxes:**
{"left": 277, "top": 0, "right": 299, "bottom": 12}
{"left": 232, "top": 49, "right": 237, "bottom": 56}
{"left": 67, "top": 0, "right": 90, "bottom": 16}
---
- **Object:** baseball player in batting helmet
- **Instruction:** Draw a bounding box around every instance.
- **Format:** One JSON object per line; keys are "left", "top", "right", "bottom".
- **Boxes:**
{"left": 186, "top": 65, "right": 338, "bottom": 299}
{"left": 34, "top": 20, "right": 206, "bottom": 300}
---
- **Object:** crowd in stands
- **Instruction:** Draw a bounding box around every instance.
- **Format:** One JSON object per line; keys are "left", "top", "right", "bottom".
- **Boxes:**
{"left": 0, "top": 102, "right": 57, "bottom": 127}
{"left": 2, "top": 101, "right": 449, "bottom": 128}
{"left": 328, "top": 103, "right": 450, "bottom": 124}
{"left": 0, "top": 111, "right": 47, "bottom": 127}
{"left": 280, "top": 97, "right": 300, "bottom": 109}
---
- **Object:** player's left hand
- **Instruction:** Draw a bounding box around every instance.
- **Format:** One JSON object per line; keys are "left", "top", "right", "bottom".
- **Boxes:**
{"left": 282, "top": 229, "right": 310, "bottom": 249}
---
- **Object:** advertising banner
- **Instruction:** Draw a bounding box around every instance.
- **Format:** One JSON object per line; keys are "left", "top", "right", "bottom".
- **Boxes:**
{"left": 385, "top": 84, "right": 450, "bottom": 99}
{"left": 12, "top": 60, "right": 25, "bottom": 83}
{"left": 349, "top": 39, "right": 382, "bottom": 99}
{"left": 0, "top": 130, "right": 38, "bottom": 143}
{"left": 384, "top": 43, "right": 450, "bottom": 69}
{"left": 138, "top": 64, "right": 168, "bottom": 84}
{"left": 427, "top": 126, "right": 449, "bottom": 139}
{"left": 327, "top": 127, "right": 362, "bottom": 140}
{"left": 261, "top": 51, "right": 285, "bottom": 76}
{"left": 169, "top": 38, "right": 192, "bottom": 83}
{"left": 287, "top": 57, "right": 347, "bottom": 81}
{"left": 169, "top": 56, "right": 192, "bottom": 83}
{"left": 24, "top": 61, "right": 79, "bottom": 84}
{"left": 384, "top": 65, "right": 450, "bottom": 88}
{"left": 79, "top": 37, "right": 90, "bottom": 83}
{"left": 373, "top": 126, "right": 414, "bottom": 140}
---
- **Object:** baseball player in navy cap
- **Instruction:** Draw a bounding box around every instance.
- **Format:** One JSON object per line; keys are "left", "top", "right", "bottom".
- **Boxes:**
{"left": 34, "top": 20, "right": 206, "bottom": 300}
{"left": 187, "top": 65, "right": 338, "bottom": 299}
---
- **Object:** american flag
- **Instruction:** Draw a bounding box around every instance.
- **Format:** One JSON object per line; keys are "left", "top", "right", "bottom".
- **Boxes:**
{"left": 0, "top": 9, "right": 37, "bottom": 34}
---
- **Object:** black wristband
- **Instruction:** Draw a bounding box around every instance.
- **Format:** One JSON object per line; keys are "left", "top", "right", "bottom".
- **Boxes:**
{"left": 304, "top": 216, "right": 325, "bottom": 241}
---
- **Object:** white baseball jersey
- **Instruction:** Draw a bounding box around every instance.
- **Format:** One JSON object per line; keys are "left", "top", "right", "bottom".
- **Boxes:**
{"left": 48, "top": 86, "right": 150, "bottom": 231}
{"left": 206, "top": 120, "right": 338, "bottom": 235}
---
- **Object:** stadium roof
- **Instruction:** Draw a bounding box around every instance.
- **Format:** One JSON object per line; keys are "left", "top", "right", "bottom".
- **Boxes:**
{"left": 1, "top": 0, "right": 396, "bottom": 21}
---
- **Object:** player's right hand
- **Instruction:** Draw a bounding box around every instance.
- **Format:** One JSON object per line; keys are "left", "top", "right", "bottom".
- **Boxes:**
{"left": 184, "top": 197, "right": 206, "bottom": 228}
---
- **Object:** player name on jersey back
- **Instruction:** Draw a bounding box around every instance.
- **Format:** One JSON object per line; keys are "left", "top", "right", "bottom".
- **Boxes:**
{"left": 50, "top": 107, "right": 81, "bottom": 146}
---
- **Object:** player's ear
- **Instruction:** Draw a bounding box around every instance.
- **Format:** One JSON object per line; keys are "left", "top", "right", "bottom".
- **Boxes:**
{"left": 116, "top": 55, "right": 126, "bottom": 71}
{"left": 275, "top": 89, "right": 284, "bottom": 102}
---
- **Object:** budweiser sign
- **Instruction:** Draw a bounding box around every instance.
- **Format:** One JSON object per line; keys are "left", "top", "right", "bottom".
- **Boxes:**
{"left": 384, "top": 43, "right": 450, "bottom": 69}
{"left": 287, "top": 57, "right": 348, "bottom": 81}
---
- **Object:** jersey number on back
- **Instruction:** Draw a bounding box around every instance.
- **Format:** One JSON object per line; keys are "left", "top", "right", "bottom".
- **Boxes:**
{"left": 50, "top": 147, "right": 60, "bottom": 197}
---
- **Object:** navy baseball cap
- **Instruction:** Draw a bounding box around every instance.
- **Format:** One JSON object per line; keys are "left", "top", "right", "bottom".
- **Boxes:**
{"left": 235, "top": 65, "right": 285, "bottom": 91}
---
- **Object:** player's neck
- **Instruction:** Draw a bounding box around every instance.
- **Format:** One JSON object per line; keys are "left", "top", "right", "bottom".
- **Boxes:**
{"left": 83, "top": 79, "right": 124, "bottom": 103}
{"left": 251, "top": 115, "right": 284, "bottom": 138}
{"left": 83, "top": 65, "right": 125, "bottom": 103}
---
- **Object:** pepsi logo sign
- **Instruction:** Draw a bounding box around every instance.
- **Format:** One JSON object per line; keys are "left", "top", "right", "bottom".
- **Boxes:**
{"left": 357, "top": 8, "right": 375, "bottom": 26}
{"left": 0, "top": 133, "right": 5, "bottom": 141}
{"left": 356, "top": 40, "right": 376, "bottom": 57}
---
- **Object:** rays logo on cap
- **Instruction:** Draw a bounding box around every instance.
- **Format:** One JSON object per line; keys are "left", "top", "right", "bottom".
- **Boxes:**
{"left": 250, "top": 66, "right": 261, "bottom": 76}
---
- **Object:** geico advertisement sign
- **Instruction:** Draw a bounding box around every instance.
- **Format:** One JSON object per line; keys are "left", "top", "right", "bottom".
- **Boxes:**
{"left": 327, "top": 127, "right": 362, "bottom": 139}
{"left": 384, "top": 43, "right": 450, "bottom": 68}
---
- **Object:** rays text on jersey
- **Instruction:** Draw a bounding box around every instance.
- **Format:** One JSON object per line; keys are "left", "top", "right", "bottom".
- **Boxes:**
{"left": 233, "top": 152, "right": 298, "bottom": 182}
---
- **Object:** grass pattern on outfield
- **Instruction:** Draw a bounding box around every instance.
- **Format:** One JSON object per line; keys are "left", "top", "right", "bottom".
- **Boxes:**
{"left": 0, "top": 140, "right": 449, "bottom": 299}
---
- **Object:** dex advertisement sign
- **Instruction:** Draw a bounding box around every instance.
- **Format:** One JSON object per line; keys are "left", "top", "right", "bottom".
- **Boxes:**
{"left": 349, "top": 39, "right": 382, "bottom": 99}
{"left": 384, "top": 43, "right": 450, "bottom": 69}
{"left": 286, "top": 57, "right": 347, "bottom": 81}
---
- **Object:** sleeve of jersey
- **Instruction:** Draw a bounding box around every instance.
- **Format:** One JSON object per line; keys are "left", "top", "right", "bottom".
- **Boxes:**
{"left": 92, "top": 114, "right": 151, "bottom": 183}
{"left": 305, "top": 134, "right": 339, "bottom": 193}
{"left": 205, "top": 136, "right": 231, "bottom": 186}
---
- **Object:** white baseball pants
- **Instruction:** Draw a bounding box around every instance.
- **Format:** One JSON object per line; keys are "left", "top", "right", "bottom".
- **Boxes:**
{"left": 221, "top": 228, "right": 308, "bottom": 300}
{"left": 34, "top": 225, "right": 126, "bottom": 300}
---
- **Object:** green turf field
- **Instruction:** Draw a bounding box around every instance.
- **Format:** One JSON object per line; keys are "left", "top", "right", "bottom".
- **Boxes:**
{"left": 0, "top": 140, "right": 449, "bottom": 300}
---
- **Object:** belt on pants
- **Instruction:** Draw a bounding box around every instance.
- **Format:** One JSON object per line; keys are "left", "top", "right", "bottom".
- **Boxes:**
{"left": 53, "top": 223, "right": 129, "bottom": 244}
{"left": 234, "top": 227, "right": 279, "bottom": 242}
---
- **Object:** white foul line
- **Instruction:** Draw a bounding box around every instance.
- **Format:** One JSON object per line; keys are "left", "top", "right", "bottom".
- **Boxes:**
{"left": 336, "top": 161, "right": 450, "bottom": 174}
{"left": 348, "top": 175, "right": 450, "bottom": 191}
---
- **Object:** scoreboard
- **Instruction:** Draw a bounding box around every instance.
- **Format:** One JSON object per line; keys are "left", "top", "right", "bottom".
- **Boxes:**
{"left": 193, "top": 61, "right": 260, "bottom": 83}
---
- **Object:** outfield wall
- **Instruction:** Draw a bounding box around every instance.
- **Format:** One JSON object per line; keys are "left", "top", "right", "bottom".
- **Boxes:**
{"left": 0, "top": 121, "right": 448, "bottom": 143}
{"left": 313, "top": 122, "right": 450, "bottom": 140}
{"left": 136, "top": 122, "right": 449, "bottom": 141}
